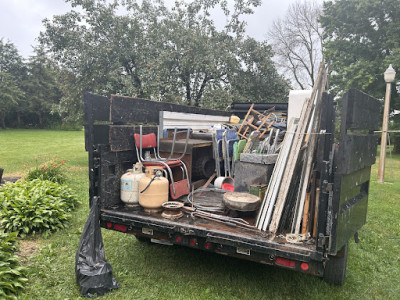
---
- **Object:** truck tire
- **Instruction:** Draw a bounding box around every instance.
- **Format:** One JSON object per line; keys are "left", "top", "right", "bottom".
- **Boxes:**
{"left": 323, "top": 243, "right": 348, "bottom": 286}
{"left": 192, "top": 155, "right": 215, "bottom": 179}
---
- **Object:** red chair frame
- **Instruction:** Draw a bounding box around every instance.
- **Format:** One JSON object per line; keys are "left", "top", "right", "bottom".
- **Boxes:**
{"left": 134, "top": 125, "right": 190, "bottom": 199}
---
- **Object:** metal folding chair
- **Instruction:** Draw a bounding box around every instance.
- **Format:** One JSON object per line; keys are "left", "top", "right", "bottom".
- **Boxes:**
{"left": 134, "top": 125, "right": 190, "bottom": 200}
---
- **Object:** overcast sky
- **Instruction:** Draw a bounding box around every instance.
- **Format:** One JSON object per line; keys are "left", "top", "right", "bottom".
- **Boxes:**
{"left": 0, "top": 0, "right": 314, "bottom": 59}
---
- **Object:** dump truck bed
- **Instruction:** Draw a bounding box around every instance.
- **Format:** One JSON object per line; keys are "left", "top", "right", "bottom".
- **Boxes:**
{"left": 84, "top": 89, "right": 380, "bottom": 284}
{"left": 100, "top": 202, "right": 324, "bottom": 276}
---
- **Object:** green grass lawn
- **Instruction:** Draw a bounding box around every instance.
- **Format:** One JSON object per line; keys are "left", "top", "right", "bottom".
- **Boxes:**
{"left": 1, "top": 129, "right": 400, "bottom": 299}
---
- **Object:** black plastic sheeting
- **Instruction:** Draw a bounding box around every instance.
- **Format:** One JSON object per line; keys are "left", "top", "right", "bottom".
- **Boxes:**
{"left": 75, "top": 197, "right": 120, "bottom": 297}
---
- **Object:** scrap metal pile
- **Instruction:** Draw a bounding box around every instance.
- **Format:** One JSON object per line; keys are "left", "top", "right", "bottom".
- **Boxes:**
{"left": 125, "top": 63, "right": 329, "bottom": 240}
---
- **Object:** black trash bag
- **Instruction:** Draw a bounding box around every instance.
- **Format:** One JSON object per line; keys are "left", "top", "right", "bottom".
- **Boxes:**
{"left": 75, "top": 196, "right": 120, "bottom": 297}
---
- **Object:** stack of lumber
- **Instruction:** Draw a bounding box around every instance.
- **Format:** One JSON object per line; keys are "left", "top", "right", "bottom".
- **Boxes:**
{"left": 255, "top": 63, "right": 328, "bottom": 234}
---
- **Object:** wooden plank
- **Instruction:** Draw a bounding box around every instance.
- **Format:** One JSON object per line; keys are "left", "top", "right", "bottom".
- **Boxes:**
{"left": 110, "top": 95, "right": 230, "bottom": 124}
{"left": 159, "top": 139, "right": 213, "bottom": 154}
{"left": 259, "top": 121, "right": 297, "bottom": 231}
{"left": 308, "top": 176, "right": 318, "bottom": 236}
{"left": 268, "top": 63, "right": 326, "bottom": 233}
{"left": 293, "top": 70, "right": 327, "bottom": 234}
{"left": 237, "top": 104, "right": 254, "bottom": 140}
{"left": 312, "top": 187, "right": 320, "bottom": 238}
{"left": 255, "top": 119, "right": 297, "bottom": 230}
{"left": 336, "top": 134, "right": 378, "bottom": 174}
{"left": 239, "top": 153, "right": 278, "bottom": 165}
{"left": 340, "top": 89, "right": 380, "bottom": 134}
{"left": 301, "top": 193, "right": 311, "bottom": 234}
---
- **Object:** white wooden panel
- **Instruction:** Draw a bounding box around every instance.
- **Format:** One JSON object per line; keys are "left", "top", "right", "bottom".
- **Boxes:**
{"left": 159, "top": 111, "right": 230, "bottom": 131}
{"left": 288, "top": 90, "right": 312, "bottom": 123}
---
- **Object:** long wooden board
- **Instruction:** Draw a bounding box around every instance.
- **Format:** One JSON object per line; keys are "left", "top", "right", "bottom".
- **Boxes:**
{"left": 255, "top": 119, "right": 297, "bottom": 230}
{"left": 268, "top": 63, "right": 326, "bottom": 233}
{"left": 293, "top": 69, "right": 328, "bottom": 233}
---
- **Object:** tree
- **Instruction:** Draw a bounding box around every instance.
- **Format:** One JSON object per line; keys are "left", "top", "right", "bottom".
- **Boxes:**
{"left": 0, "top": 72, "right": 24, "bottom": 129}
{"left": 267, "top": 0, "right": 323, "bottom": 89}
{"left": 24, "top": 47, "right": 62, "bottom": 128}
{"left": 0, "top": 39, "right": 25, "bottom": 129}
{"left": 0, "top": 39, "right": 25, "bottom": 77}
{"left": 229, "top": 37, "right": 290, "bottom": 103}
{"left": 321, "top": 0, "right": 400, "bottom": 152}
{"left": 40, "top": 0, "right": 287, "bottom": 120}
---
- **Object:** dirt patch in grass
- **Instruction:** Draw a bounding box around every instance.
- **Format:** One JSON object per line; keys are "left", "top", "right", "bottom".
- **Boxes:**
{"left": 2, "top": 171, "right": 25, "bottom": 177}
{"left": 16, "top": 239, "right": 41, "bottom": 265}
{"left": 68, "top": 166, "right": 88, "bottom": 171}
{"left": 0, "top": 172, "right": 23, "bottom": 185}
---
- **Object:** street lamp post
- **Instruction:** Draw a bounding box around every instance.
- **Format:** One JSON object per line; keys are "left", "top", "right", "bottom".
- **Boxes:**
{"left": 377, "top": 64, "right": 396, "bottom": 183}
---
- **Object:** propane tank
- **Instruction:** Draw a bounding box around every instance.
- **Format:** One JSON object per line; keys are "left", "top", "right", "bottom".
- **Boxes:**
{"left": 139, "top": 166, "right": 169, "bottom": 211}
{"left": 120, "top": 163, "right": 145, "bottom": 206}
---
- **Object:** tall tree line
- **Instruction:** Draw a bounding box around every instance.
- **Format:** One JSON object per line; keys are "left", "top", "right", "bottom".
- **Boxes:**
{"left": 0, "top": 40, "right": 62, "bottom": 129}
{"left": 1, "top": 0, "right": 290, "bottom": 129}
{"left": 268, "top": 0, "right": 400, "bottom": 152}
{"left": 321, "top": 0, "right": 400, "bottom": 152}
{"left": 38, "top": 0, "right": 289, "bottom": 121}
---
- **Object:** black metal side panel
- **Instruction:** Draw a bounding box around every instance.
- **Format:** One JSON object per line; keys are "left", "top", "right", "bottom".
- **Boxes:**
{"left": 332, "top": 167, "right": 371, "bottom": 251}
{"left": 336, "top": 135, "right": 378, "bottom": 174}
{"left": 97, "top": 145, "right": 136, "bottom": 208}
{"left": 230, "top": 103, "right": 288, "bottom": 118}
{"left": 110, "top": 95, "right": 230, "bottom": 124}
{"left": 330, "top": 89, "right": 380, "bottom": 254}
{"left": 84, "top": 92, "right": 110, "bottom": 123}
{"left": 340, "top": 89, "right": 381, "bottom": 134}
{"left": 315, "top": 93, "right": 335, "bottom": 252}
{"left": 109, "top": 125, "right": 156, "bottom": 152}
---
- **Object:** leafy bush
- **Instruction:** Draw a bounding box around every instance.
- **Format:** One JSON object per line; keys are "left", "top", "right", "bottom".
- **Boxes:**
{"left": 0, "top": 231, "right": 27, "bottom": 299}
{"left": 0, "top": 179, "right": 80, "bottom": 236}
{"left": 25, "top": 157, "right": 66, "bottom": 184}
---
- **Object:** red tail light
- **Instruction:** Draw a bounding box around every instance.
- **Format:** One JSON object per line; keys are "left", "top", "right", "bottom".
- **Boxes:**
{"left": 275, "top": 257, "right": 296, "bottom": 268}
{"left": 175, "top": 236, "right": 182, "bottom": 243}
{"left": 301, "top": 262, "right": 309, "bottom": 271}
{"left": 190, "top": 238, "right": 197, "bottom": 247}
{"left": 114, "top": 224, "right": 127, "bottom": 232}
{"left": 205, "top": 242, "right": 212, "bottom": 249}
{"left": 106, "top": 222, "right": 113, "bottom": 228}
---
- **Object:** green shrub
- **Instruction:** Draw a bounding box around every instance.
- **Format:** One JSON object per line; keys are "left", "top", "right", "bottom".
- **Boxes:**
{"left": 25, "top": 157, "right": 66, "bottom": 184}
{"left": 0, "top": 179, "right": 80, "bottom": 237}
{"left": 0, "top": 231, "right": 27, "bottom": 299}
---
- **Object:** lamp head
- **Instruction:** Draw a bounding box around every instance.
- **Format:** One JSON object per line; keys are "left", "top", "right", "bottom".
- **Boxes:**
{"left": 384, "top": 64, "right": 396, "bottom": 83}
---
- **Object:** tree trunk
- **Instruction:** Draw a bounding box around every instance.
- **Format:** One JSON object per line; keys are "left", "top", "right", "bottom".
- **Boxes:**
{"left": 185, "top": 81, "right": 192, "bottom": 105}
{"left": 17, "top": 112, "right": 22, "bottom": 128}
{"left": 1, "top": 112, "right": 6, "bottom": 129}
{"left": 38, "top": 113, "right": 44, "bottom": 128}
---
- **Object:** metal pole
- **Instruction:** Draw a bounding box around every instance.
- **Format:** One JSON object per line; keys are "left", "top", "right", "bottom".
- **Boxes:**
{"left": 377, "top": 82, "right": 392, "bottom": 183}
